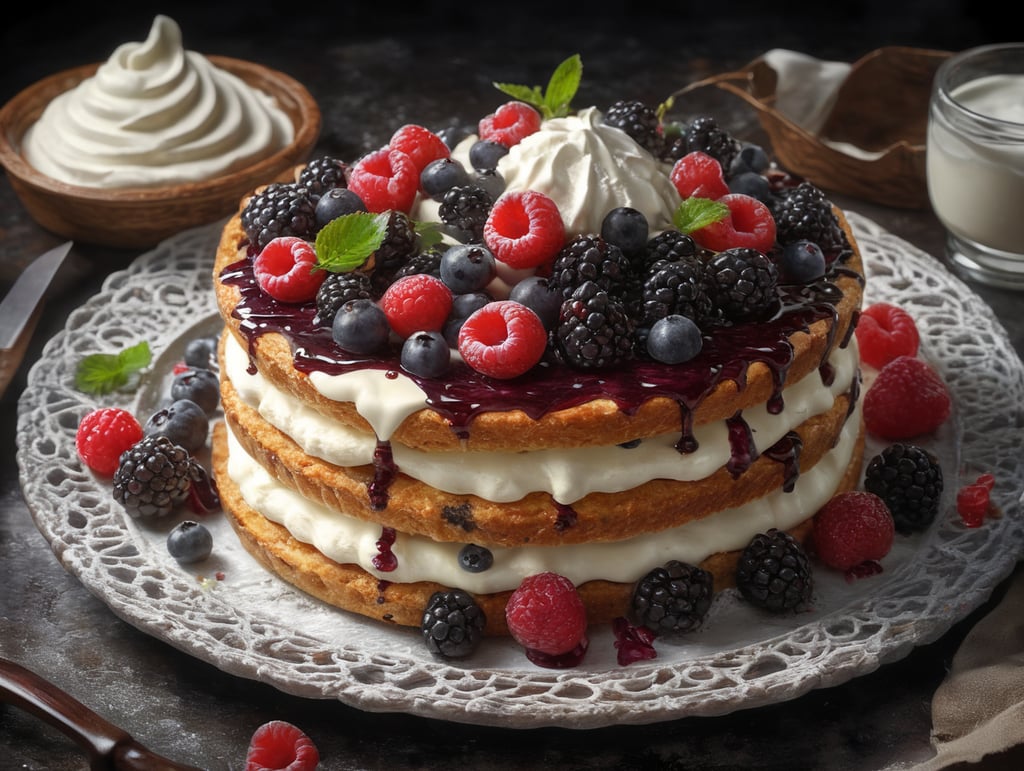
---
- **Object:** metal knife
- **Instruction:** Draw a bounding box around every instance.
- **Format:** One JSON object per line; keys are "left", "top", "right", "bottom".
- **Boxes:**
{"left": 0, "top": 240, "right": 74, "bottom": 352}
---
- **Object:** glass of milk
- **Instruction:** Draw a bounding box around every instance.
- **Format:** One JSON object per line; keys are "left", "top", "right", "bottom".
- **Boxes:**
{"left": 926, "top": 43, "right": 1024, "bottom": 289}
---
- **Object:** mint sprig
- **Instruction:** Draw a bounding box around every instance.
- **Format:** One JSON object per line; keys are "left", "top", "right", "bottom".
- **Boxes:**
{"left": 673, "top": 198, "right": 729, "bottom": 234}
{"left": 314, "top": 212, "right": 390, "bottom": 273}
{"left": 75, "top": 340, "right": 152, "bottom": 395}
{"left": 493, "top": 54, "right": 582, "bottom": 119}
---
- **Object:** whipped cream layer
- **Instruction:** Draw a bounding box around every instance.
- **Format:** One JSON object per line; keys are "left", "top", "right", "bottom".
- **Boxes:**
{"left": 23, "top": 15, "right": 293, "bottom": 188}
{"left": 225, "top": 399, "right": 861, "bottom": 592}
{"left": 496, "top": 107, "right": 680, "bottom": 236}
{"left": 225, "top": 333, "right": 859, "bottom": 503}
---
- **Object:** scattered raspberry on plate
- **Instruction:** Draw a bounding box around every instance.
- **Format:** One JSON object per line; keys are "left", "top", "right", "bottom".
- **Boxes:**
{"left": 863, "top": 355, "right": 951, "bottom": 440}
{"left": 855, "top": 302, "right": 920, "bottom": 369}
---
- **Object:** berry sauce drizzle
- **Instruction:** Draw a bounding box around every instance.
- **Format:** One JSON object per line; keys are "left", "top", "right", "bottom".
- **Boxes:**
{"left": 372, "top": 527, "right": 398, "bottom": 572}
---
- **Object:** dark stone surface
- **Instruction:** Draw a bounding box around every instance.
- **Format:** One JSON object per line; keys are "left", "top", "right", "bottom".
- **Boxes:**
{"left": 2, "top": 5, "right": 1022, "bottom": 769}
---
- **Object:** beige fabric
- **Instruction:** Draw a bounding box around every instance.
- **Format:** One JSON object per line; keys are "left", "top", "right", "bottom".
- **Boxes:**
{"left": 913, "top": 561, "right": 1024, "bottom": 769}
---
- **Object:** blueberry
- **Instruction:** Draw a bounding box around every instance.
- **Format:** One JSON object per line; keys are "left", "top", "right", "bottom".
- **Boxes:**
{"left": 170, "top": 368, "right": 220, "bottom": 415}
{"left": 468, "top": 139, "right": 509, "bottom": 171}
{"left": 440, "top": 244, "right": 497, "bottom": 294}
{"left": 400, "top": 331, "right": 451, "bottom": 378}
{"left": 332, "top": 298, "right": 390, "bottom": 355}
{"left": 728, "top": 171, "right": 772, "bottom": 204}
{"left": 167, "top": 520, "right": 213, "bottom": 563}
{"left": 779, "top": 239, "right": 826, "bottom": 284}
{"left": 509, "top": 276, "right": 561, "bottom": 330}
{"left": 436, "top": 124, "right": 473, "bottom": 150}
{"left": 601, "top": 207, "right": 649, "bottom": 258}
{"left": 646, "top": 314, "right": 703, "bottom": 364}
{"left": 472, "top": 169, "right": 506, "bottom": 200}
{"left": 458, "top": 544, "right": 494, "bottom": 573}
{"left": 420, "top": 157, "right": 471, "bottom": 200}
{"left": 314, "top": 188, "right": 367, "bottom": 228}
{"left": 144, "top": 399, "right": 208, "bottom": 452}
{"left": 183, "top": 336, "right": 218, "bottom": 370}
{"left": 729, "top": 143, "right": 770, "bottom": 176}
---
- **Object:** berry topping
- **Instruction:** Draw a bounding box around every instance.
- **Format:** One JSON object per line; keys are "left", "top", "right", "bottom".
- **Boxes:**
{"left": 689, "top": 193, "right": 776, "bottom": 253}
{"left": 144, "top": 399, "right": 209, "bottom": 453}
{"left": 314, "top": 188, "right": 367, "bottom": 228}
{"left": 670, "top": 151, "right": 730, "bottom": 200}
{"left": 313, "top": 270, "right": 373, "bottom": 327}
{"left": 347, "top": 147, "right": 419, "bottom": 213}
{"left": 631, "top": 560, "right": 713, "bottom": 633}
{"left": 549, "top": 235, "right": 630, "bottom": 298}
{"left": 505, "top": 572, "right": 588, "bottom": 658}
{"left": 331, "top": 298, "right": 391, "bottom": 355}
{"left": 253, "top": 236, "right": 326, "bottom": 304}
{"left": 551, "top": 281, "right": 635, "bottom": 369}
{"left": 240, "top": 183, "right": 318, "bottom": 253}
{"left": 245, "top": 720, "right": 320, "bottom": 771}
{"left": 438, "top": 184, "right": 494, "bottom": 242}
{"left": 684, "top": 115, "right": 741, "bottom": 170}
{"left": 612, "top": 617, "right": 658, "bottom": 665}
{"left": 439, "top": 243, "right": 497, "bottom": 294}
{"left": 112, "top": 435, "right": 197, "bottom": 518}
{"left": 508, "top": 275, "right": 561, "bottom": 329}
{"left": 646, "top": 314, "right": 703, "bottom": 364}
{"left": 76, "top": 408, "right": 143, "bottom": 476}
{"left": 421, "top": 589, "right": 487, "bottom": 659}
{"left": 863, "top": 355, "right": 951, "bottom": 440}
{"left": 166, "top": 520, "right": 213, "bottom": 564}
{"left": 771, "top": 181, "right": 847, "bottom": 253}
{"left": 420, "top": 157, "right": 472, "bottom": 199}
{"left": 484, "top": 190, "right": 566, "bottom": 269}
{"left": 458, "top": 300, "right": 547, "bottom": 379}
{"left": 604, "top": 100, "right": 663, "bottom": 155}
{"left": 468, "top": 140, "right": 509, "bottom": 172}
{"left": 389, "top": 123, "right": 450, "bottom": 172}
{"left": 705, "top": 247, "right": 779, "bottom": 322}
{"left": 297, "top": 155, "right": 349, "bottom": 199}
{"left": 640, "top": 255, "right": 713, "bottom": 326}
{"left": 863, "top": 443, "right": 944, "bottom": 535}
{"left": 855, "top": 302, "right": 921, "bottom": 370}
{"left": 778, "top": 239, "right": 826, "bottom": 284}
{"left": 957, "top": 473, "right": 996, "bottom": 528}
{"left": 478, "top": 100, "right": 542, "bottom": 147}
{"left": 380, "top": 273, "right": 453, "bottom": 339}
{"left": 400, "top": 330, "right": 451, "bottom": 378}
{"left": 736, "top": 529, "right": 813, "bottom": 612}
{"left": 600, "top": 207, "right": 649, "bottom": 258}
{"left": 811, "top": 492, "right": 895, "bottom": 574}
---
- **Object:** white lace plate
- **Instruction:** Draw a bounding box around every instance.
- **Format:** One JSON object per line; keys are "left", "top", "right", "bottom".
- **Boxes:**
{"left": 16, "top": 212, "right": 1024, "bottom": 729}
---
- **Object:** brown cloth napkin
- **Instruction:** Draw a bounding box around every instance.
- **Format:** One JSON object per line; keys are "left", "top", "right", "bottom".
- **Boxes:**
{"left": 913, "top": 561, "right": 1024, "bottom": 769}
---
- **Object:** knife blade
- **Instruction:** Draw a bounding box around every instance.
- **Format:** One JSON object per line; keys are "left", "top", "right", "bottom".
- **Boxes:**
{"left": 0, "top": 240, "right": 74, "bottom": 352}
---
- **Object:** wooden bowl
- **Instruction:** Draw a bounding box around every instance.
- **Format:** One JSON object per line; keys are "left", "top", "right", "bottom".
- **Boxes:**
{"left": 0, "top": 56, "right": 321, "bottom": 249}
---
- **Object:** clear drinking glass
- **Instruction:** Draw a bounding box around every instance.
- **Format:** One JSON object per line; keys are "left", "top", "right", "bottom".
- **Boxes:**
{"left": 926, "top": 43, "right": 1024, "bottom": 289}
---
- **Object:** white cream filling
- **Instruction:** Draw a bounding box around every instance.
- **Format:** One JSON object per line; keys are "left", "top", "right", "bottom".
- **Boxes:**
{"left": 226, "top": 334, "right": 858, "bottom": 503}
{"left": 226, "top": 398, "right": 860, "bottom": 591}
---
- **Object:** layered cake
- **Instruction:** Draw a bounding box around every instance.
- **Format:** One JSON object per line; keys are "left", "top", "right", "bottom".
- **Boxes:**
{"left": 210, "top": 59, "right": 865, "bottom": 649}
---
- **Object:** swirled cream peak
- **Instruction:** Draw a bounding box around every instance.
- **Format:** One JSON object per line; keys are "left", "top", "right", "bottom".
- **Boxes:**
{"left": 496, "top": 106, "right": 681, "bottom": 236}
{"left": 22, "top": 15, "right": 294, "bottom": 188}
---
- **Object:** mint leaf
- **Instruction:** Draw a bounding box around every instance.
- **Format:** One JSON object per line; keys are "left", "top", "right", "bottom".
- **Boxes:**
{"left": 494, "top": 54, "right": 582, "bottom": 119}
{"left": 75, "top": 340, "right": 152, "bottom": 395}
{"left": 673, "top": 198, "right": 730, "bottom": 234}
{"left": 314, "top": 212, "right": 389, "bottom": 273}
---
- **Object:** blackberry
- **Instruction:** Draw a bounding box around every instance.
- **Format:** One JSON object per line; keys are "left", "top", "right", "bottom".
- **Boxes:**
{"left": 735, "top": 529, "right": 814, "bottom": 612}
{"left": 638, "top": 229, "right": 702, "bottom": 274}
{"left": 684, "top": 115, "right": 740, "bottom": 171}
{"left": 421, "top": 589, "right": 486, "bottom": 658}
{"left": 641, "top": 256, "right": 714, "bottom": 326}
{"left": 706, "top": 247, "right": 779, "bottom": 322}
{"left": 240, "top": 182, "right": 318, "bottom": 252}
{"left": 771, "top": 181, "right": 848, "bottom": 253}
{"left": 549, "top": 235, "right": 631, "bottom": 300}
{"left": 604, "top": 100, "right": 662, "bottom": 155}
{"left": 631, "top": 560, "right": 714, "bottom": 634}
{"left": 369, "top": 210, "right": 420, "bottom": 293}
{"left": 112, "top": 435, "right": 197, "bottom": 518}
{"left": 297, "top": 155, "right": 349, "bottom": 199}
{"left": 314, "top": 270, "right": 374, "bottom": 326}
{"left": 551, "top": 280, "right": 635, "bottom": 369}
{"left": 863, "top": 443, "right": 944, "bottom": 535}
{"left": 438, "top": 185, "right": 494, "bottom": 242}
{"left": 391, "top": 248, "right": 445, "bottom": 281}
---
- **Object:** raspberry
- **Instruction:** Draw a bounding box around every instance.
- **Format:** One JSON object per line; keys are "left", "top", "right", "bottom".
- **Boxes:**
{"left": 389, "top": 124, "right": 450, "bottom": 172}
{"left": 811, "top": 492, "right": 895, "bottom": 574}
{"left": 855, "top": 302, "right": 920, "bottom": 370}
{"left": 612, "top": 617, "right": 658, "bottom": 666}
{"left": 75, "top": 408, "right": 143, "bottom": 476}
{"left": 957, "top": 473, "right": 995, "bottom": 527}
{"left": 245, "top": 720, "right": 319, "bottom": 771}
{"left": 690, "top": 193, "right": 776, "bottom": 253}
{"left": 379, "top": 273, "right": 453, "bottom": 339}
{"left": 347, "top": 147, "right": 419, "bottom": 213}
{"left": 479, "top": 101, "right": 542, "bottom": 147}
{"left": 863, "top": 355, "right": 951, "bottom": 440}
{"left": 670, "top": 151, "right": 730, "bottom": 200}
{"left": 483, "top": 190, "right": 566, "bottom": 269}
{"left": 253, "top": 237, "right": 326, "bottom": 303}
{"left": 505, "top": 572, "right": 588, "bottom": 657}
{"left": 457, "top": 300, "right": 547, "bottom": 379}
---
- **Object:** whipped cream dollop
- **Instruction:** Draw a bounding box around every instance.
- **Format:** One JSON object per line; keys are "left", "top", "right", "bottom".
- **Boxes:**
{"left": 22, "top": 15, "right": 294, "bottom": 188}
{"left": 496, "top": 106, "right": 681, "bottom": 236}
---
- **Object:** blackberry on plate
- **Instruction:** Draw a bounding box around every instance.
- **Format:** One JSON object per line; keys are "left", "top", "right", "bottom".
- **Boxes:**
{"left": 551, "top": 280, "right": 635, "bottom": 369}
{"left": 736, "top": 529, "right": 813, "bottom": 612}
{"left": 706, "top": 247, "right": 779, "bottom": 322}
{"left": 421, "top": 589, "right": 486, "bottom": 658}
{"left": 438, "top": 184, "right": 494, "bottom": 242}
{"left": 297, "top": 155, "right": 349, "bottom": 199}
{"left": 549, "top": 235, "right": 631, "bottom": 300}
{"left": 240, "top": 182, "right": 318, "bottom": 252}
{"left": 684, "top": 115, "right": 740, "bottom": 172}
{"left": 631, "top": 560, "right": 713, "bottom": 634}
{"left": 863, "top": 443, "right": 944, "bottom": 535}
{"left": 604, "top": 100, "right": 662, "bottom": 156}
{"left": 771, "top": 181, "right": 848, "bottom": 253}
{"left": 314, "top": 271, "right": 374, "bottom": 326}
{"left": 112, "top": 435, "right": 198, "bottom": 518}
{"left": 641, "top": 255, "right": 713, "bottom": 327}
